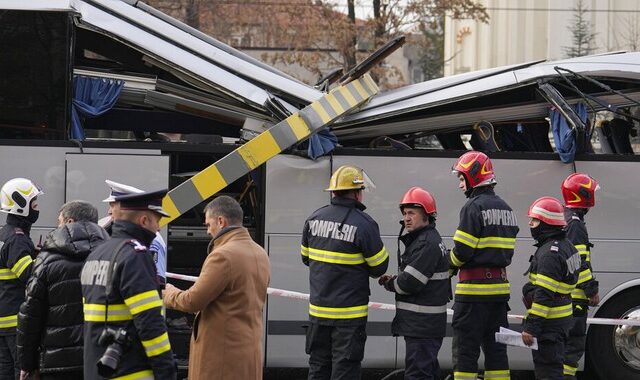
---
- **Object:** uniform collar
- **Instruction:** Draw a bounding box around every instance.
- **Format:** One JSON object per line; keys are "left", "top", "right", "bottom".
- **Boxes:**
{"left": 331, "top": 196, "right": 366, "bottom": 211}
{"left": 6, "top": 214, "right": 32, "bottom": 234}
{"left": 112, "top": 220, "right": 156, "bottom": 246}
{"left": 469, "top": 185, "right": 495, "bottom": 198}
{"left": 533, "top": 228, "right": 566, "bottom": 247}
{"left": 400, "top": 223, "right": 434, "bottom": 245}
{"left": 565, "top": 208, "right": 586, "bottom": 222}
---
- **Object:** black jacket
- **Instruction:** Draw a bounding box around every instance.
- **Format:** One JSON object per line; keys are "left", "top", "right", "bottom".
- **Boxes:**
{"left": 389, "top": 224, "right": 450, "bottom": 338}
{"left": 81, "top": 220, "right": 176, "bottom": 379}
{"left": 522, "top": 229, "right": 580, "bottom": 337}
{"left": 448, "top": 186, "right": 519, "bottom": 302}
{"left": 16, "top": 221, "right": 108, "bottom": 373}
{"left": 301, "top": 197, "right": 389, "bottom": 326}
{"left": 564, "top": 209, "right": 598, "bottom": 303}
{"left": 0, "top": 214, "right": 35, "bottom": 336}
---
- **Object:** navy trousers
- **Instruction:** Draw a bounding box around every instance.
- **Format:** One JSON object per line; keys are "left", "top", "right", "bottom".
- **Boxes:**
{"left": 404, "top": 336, "right": 443, "bottom": 380}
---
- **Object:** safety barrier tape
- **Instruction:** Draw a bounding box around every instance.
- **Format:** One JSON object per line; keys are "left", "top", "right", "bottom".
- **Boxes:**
{"left": 159, "top": 74, "right": 379, "bottom": 226}
{"left": 166, "top": 272, "right": 640, "bottom": 327}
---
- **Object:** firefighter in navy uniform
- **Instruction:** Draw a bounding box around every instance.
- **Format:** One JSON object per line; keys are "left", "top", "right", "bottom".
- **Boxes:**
{"left": 0, "top": 178, "right": 41, "bottom": 380}
{"left": 522, "top": 197, "right": 580, "bottom": 380}
{"left": 81, "top": 189, "right": 176, "bottom": 380}
{"left": 560, "top": 173, "right": 600, "bottom": 379}
{"left": 449, "top": 151, "right": 519, "bottom": 380}
{"left": 301, "top": 165, "right": 389, "bottom": 380}
{"left": 378, "top": 187, "right": 450, "bottom": 380}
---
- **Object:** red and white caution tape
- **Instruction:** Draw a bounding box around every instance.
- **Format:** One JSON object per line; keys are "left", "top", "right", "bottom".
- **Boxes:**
{"left": 166, "top": 272, "right": 640, "bottom": 327}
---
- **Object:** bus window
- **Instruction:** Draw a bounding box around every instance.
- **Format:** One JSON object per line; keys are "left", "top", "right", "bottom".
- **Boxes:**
{"left": 0, "top": 11, "right": 71, "bottom": 140}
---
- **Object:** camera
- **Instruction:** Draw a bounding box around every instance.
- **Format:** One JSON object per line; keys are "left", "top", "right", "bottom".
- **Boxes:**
{"left": 97, "top": 327, "right": 130, "bottom": 377}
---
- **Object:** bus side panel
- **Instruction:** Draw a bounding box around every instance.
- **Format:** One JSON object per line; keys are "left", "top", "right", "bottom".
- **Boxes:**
{"left": 574, "top": 160, "right": 640, "bottom": 240}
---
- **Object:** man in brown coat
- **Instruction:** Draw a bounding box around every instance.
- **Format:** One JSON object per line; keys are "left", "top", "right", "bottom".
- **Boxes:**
{"left": 163, "top": 196, "right": 271, "bottom": 380}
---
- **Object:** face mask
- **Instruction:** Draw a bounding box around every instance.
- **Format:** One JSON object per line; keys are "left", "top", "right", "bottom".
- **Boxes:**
{"left": 530, "top": 225, "right": 543, "bottom": 242}
{"left": 26, "top": 209, "right": 40, "bottom": 224}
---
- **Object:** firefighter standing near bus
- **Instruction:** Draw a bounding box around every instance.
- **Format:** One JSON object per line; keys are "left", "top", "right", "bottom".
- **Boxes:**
{"left": 522, "top": 196, "right": 580, "bottom": 379}
{"left": 301, "top": 165, "right": 389, "bottom": 379}
{"left": 448, "top": 151, "right": 519, "bottom": 380}
{"left": 560, "top": 173, "right": 600, "bottom": 379}
{"left": 0, "top": 178, "right": 41, "bottom": 380}
{"left": 378, "top": 187, "right": 450, "bottom": 380}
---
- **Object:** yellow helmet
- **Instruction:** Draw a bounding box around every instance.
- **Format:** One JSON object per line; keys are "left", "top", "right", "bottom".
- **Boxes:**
{"left": 325, "top": 165, "right": 369, "bottom": 191}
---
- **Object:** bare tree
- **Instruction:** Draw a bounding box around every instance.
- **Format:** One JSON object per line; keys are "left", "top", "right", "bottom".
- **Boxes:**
{"left": 619, "top": 14, "right": 640, "bottom": 51}
{"left": 563, "top": 0, "right": 597, "bottom": 58}
{"left": 145, "top": 0, "right": 487, "bottom": 88}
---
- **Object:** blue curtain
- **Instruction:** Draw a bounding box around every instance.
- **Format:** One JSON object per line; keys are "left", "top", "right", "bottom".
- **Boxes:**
{"left": 550, "top": 102, "right": 587, "bottom": 163}
{"left": 308, "top": 128, "right": 338, "bottom": 159}
{"left": 71, "top": 76, "right": 124, "bottom": 140}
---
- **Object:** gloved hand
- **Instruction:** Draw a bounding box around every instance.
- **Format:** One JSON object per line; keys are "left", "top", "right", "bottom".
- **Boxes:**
{"left": 378, "top": 274, "right": 396, "bottom": 292}
{"left": 378, "top": 274, "right": 393, "bottom": 286}
{"left": 522, "top": 295, "right": 533, "bottom": 309}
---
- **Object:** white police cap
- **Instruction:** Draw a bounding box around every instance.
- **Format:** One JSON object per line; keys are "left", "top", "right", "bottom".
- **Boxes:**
{"left": 102, "top": 180, "right": 144, "bottom": 203}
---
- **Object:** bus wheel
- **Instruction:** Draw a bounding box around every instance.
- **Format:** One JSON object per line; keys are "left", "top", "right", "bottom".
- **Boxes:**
{"left": 587, "top": 288, "right": 640, "bottom": 380}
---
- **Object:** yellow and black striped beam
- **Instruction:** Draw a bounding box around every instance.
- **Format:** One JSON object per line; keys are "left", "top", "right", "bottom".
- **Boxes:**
{"left": 160, "top": 74, "right": 379, "bottom": 226}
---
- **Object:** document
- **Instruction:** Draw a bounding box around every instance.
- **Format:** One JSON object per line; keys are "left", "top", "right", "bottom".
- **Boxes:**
{"left": 495, "top": 327, "right": 538, "bottom": 350}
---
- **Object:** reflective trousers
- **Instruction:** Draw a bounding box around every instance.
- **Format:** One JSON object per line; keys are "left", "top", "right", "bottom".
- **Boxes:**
{"left": 0, "top": 334, "right": 17, "bottom": 380}
{"left": 452, "top": 302, "right": 510, "bottom": 380}
{"left": 306, "top": 323, "right": 366, "bottom": 380}
{"left": 404, "top": 336, "right": 442, "bottom": 380}
{"left": 563, "top": 304, "right": 587, "bottom": 379}
{"left": 533, "top": 326, "right": 569, "bottom": 380}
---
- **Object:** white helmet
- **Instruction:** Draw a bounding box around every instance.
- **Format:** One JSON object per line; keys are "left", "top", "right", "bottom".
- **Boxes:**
{"left": 1, "top": 178, "right": 43, "bottom": 216}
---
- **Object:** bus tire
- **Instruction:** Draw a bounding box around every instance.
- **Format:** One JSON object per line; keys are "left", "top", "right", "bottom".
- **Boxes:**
{"left": 586, "top": 287, "right": 640, "bottom": 380}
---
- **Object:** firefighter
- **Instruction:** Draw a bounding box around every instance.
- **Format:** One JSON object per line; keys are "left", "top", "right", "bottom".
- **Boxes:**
{"left": 0, "top": 178, "right": 41, "bottom": 380}
{"left": 378, "top": 187, "right": 450, "bottom": 380}
{"left": 81, "top": 189, "right": 176, "bottom": 380}
{"left": 522, "top": 196, "right": 580, "bottom": 380}
{"left": 449, "top": 151, "right": 519, "bottom": 380}
{"left": 560, "top": 173, "right": 600, "bottom": 379}
{"left": 301, "top": 165, "right": 389, "bottom": 380}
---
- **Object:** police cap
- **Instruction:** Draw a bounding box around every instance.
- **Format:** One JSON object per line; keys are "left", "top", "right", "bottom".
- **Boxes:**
{"left": 114, "top": 189, "right": 170, "bottom": 217}
{"left": 102, "top": 180, "right": 144, "bottom": 203}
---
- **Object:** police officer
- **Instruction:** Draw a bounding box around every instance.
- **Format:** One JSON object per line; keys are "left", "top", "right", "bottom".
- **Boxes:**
{"left": 0, "top": 178, "right": 41, "bottom": 380}
{"left": 560, "top": 173, "right": 600, "bottom": 379}
{"left": 301, "top": 165, "right": 389, "bottom": 380}
{"left": 522, "top": 197, "right": 580, "bottom": 380}
{"left": 81, "top": 189, "right": 176, "bottom": 380}
{"left": 449, "top": 151, "right": 519, "bottom": 380}
{"left": 378, "top": 187, "right": 450, "bottom": 380}
{"left": 100, "top": 180, "right": 168, "bottom": 288}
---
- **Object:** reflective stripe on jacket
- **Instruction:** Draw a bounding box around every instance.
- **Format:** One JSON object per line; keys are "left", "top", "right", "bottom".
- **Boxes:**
{"left": 522, "top": 232, "right": 579, "bottom": 337}
{"left": 302, "top": 197, "right": 389, "bottom": 326}
{"left": 564, "top": 209, "right": 598, "bottom": 303}
{"left": 448, "top": 187, "right": 519, "bottom": 302}
{"left": 81, "top": 220, "right": 175, "bottom": 380}
{"left": 0, "top": 215, "right": 35, "bottom": 336}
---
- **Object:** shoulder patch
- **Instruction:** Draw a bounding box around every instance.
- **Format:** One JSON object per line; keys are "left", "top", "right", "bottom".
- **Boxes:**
{"left": 14, "top": 228, "right": 24, "bottom": 235}
{"left": 128, "top": 239, "right": 147, "bottom": 252}
{"left": 550, "top": 245, "right": 559, "bottom": 252}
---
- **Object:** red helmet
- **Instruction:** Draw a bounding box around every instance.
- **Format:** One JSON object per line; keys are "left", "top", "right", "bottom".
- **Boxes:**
{"left": 452, "top": 151, "right": 496, "bottom": 188}
{"left": 400, "top": 186, "right": 437, "bottom": 216}
{"left": 528, "top": 196, "right": 566, "bottom": 226}
{"left": 561, "top": 173, "right": 599, "bottom": 208}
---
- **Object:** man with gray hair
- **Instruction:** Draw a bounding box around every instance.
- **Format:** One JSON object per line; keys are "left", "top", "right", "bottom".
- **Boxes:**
{"left": 17, "top": 201, "right": 108, "bottom": 380}
{"left": 163, "top": 196, "right": 271, "bottom": 380}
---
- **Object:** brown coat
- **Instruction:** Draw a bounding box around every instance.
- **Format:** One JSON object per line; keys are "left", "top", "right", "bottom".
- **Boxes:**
{"left": 164, "top": 227, "right": 271, "bottom": 380}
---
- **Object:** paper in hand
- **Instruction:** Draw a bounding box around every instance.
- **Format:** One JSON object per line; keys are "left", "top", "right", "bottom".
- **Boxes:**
{"left": 495, "top": 327, "right": 538, "bottom": 350}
